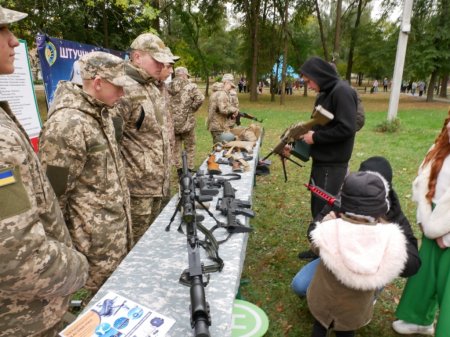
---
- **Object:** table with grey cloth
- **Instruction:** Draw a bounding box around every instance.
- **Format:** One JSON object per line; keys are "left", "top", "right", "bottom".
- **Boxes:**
{"left": 84, "top": 140, "right": 260, "bottom": 337}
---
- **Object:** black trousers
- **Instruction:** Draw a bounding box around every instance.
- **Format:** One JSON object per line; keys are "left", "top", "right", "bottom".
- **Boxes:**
{"left": 309, "top": 164, "right": 348, "bottom": 218}
{"left": 311, "top": 319, "right": 355, "bottom": 337}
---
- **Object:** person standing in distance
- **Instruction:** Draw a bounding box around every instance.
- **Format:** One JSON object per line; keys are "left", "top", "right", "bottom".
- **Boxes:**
{"left": 39, "top": 51, "right": 134, "bottom": 295}
{"left": 168, "top": 66, "right": 205, "bottom": 174}
{"left": 207, "top": 73, "right": 239, "bottom": 143}
{"left": 0, "top": 6, "right": 88, "bottom": 336}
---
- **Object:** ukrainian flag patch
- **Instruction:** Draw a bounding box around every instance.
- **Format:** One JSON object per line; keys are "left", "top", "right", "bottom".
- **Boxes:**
{"left": 0, "top": 168, "right": 16, "bottom": 187}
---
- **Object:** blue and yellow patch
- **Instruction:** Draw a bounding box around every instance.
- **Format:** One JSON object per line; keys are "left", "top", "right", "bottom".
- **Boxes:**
{"left": 0, "top": 169, "right": 16, "bottom": 187}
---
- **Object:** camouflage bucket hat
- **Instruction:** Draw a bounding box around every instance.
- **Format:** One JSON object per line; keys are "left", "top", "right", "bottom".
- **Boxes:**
{"left": 130, "top": 33, "right": 173, "bottom": 64}
{"left": 78, "top": 51, "right": 135, "bottom": 87}
{"left": 0, "top": 6, "right": 27, "bottom": 25}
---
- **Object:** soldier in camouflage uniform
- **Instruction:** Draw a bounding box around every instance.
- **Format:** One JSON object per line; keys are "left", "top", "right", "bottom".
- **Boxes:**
{"left": 39, "top": 52, "right": 135, "bottom": 294}
{"left": 157, "top": 48, "right": 179, "bottom": 161}
{"left": 207, "top": 73, "right": 239, "bottom": 143}
{"left": 117, "top": 33, "right": 175, "bottom": 243}
{"left": 0, "top": 7, "right": 89, "bottom": 337}
{"left": 168, "top": 66, "right": 205, "bottom": 172}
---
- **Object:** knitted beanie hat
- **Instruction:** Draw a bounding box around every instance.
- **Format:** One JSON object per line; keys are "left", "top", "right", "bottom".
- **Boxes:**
{"left": 340, "top": 171, "right": 390, "bottom": 218}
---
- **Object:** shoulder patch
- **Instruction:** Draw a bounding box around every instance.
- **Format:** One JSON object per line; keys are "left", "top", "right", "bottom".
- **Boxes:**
{"left": 0, "top": 168, "right": 16, "bottom": 187}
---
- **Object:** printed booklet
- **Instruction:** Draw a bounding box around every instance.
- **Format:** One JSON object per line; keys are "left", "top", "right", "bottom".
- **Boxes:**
{"left": 60, "top": 292, "right": 175, "bottom": 337}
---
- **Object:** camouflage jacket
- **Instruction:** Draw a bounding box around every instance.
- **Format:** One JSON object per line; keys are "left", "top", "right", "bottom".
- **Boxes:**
{"left": 157, "top": 81, "right": 175, "bottom": 157}
{"left": 207, "top": 83, "right": 238, "bottom": 132}
{"left": 0, "top": 101, "right": 88, "bottom": 336}
{"left": 116, "top": 64, "right": 171, "bottom": 197}
{"left": 38, "top": 81, "right": 132, "bottom": 291}
{"left": 167, "top": 77, "right": 205, "bottom": 134}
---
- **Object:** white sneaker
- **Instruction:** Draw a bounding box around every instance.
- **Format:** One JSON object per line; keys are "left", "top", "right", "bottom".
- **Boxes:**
{"left": 392, "top": 320, "right": 434, "bottom": 335}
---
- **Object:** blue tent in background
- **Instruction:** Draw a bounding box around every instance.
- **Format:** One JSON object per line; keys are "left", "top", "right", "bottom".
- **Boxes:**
{"left": 272, "top": 56, "right": 300, "bottom": 81}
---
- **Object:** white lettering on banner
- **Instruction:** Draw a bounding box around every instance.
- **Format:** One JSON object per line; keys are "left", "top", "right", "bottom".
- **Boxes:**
{"left": 59, "top": 47, "right": 90, "bottom": 60}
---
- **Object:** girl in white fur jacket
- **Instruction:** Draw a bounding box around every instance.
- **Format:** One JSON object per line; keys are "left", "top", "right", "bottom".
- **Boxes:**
{"left": 393, "top": 111, "right": 450, "bottom": 337}
{"left": 307, "top": 171, "right": 407, "bottom": 337}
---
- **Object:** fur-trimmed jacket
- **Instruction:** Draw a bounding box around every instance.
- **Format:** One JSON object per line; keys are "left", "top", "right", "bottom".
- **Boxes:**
{"left": 307, "top": 216, "right": 407, "bottom": 331}
{"left": 413, "top": 157, "right": 450, "bottom": 240}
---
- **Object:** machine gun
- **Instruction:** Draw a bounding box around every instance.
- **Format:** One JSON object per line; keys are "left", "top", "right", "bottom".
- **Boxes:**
{"left": 178, "top": 151, "right": 212, "bottom": 337}
{"left": 235, "top": 111, "right": 263, "bottom": 126}
{"left": 262, "top": 105, "right": 334, "bottom": 182}
{"left": 216, "top": 181, "right": 254, "bottom": 235}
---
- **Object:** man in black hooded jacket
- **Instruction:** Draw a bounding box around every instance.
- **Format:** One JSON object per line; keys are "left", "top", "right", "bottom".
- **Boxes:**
{"left": 299, "top": 56, "right": 357, "bottom": 218}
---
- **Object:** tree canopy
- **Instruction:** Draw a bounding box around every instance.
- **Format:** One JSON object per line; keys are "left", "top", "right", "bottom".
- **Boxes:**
{"left": 3, "top": 0, "right": 447, "bottom": 99}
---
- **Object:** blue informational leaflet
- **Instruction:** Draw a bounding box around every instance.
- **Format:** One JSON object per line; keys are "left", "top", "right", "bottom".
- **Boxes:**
{"left": 60, "top": 292, "right": 175, "bottom": 337}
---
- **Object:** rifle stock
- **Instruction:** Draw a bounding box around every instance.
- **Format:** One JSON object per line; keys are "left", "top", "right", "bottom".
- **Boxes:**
{"left": 270, "top": 105, "right": 334, "bottom": 156}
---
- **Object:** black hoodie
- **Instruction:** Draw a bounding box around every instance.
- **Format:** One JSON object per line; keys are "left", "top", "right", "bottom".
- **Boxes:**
{"left": 300, "top": 57, "right": 357, "bottom": 165}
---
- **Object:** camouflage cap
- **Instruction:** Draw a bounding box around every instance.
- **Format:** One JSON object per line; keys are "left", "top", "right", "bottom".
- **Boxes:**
{"left": 78, "top": 51, "right": 135, "bottom": 87}
{"left": 0, "top": 6, "right": 27, "bottom": 25}
{"left": 130, "top": 33, "right": 173, "bottom": 64}
{"left": 175, "top": 66, "right": 190, "bottom": 78}
{"left": 222, "top": 73, "right": 236, "bottom": 87}
{"left": 164, "top": 47, "right": 180, "bottom": 64}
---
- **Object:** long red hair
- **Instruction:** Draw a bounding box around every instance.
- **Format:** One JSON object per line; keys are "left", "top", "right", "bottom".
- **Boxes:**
{"left": 423, "top": 110, "right": 450, "bottom": 202}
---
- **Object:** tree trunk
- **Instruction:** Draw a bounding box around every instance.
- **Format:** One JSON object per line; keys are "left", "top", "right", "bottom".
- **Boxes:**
{"left": 280, "top": 0, "right": 289, "bottom": 105}
{"left": 102, "top": 0, "right": 109, "bottom": 48}
{"left": 315, "top": 0, "right": 329, "bottom": 60}
{"left": 439, "top": 72, "right": 448, "bottom": 98}
{"left": 426, "top": 70, "right": 438, "bottom": 102}
{"left": 345, "top": 0, "right": 363, "bottom": 82}
{"left": 151, "top": 0, "right": 160, "bottom": 33}
{"left": 250, "top": 0, "right": 261, "bottom": 102}
{"left": 333, "top": 0, "right": 343, "bottom": 60}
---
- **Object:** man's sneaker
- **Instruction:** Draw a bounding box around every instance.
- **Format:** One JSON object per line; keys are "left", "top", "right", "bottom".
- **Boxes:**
{"left": 392, "top": 320, "right": 434, "bottom": 335}
{"left": 297, "top": 249, "right": 319, "bottom": 260}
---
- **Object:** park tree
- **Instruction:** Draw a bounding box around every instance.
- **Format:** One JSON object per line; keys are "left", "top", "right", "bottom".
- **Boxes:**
{"left": 160, "top": 0, "right": 227, "bottom": 96}
{"left": 405, "top": 0, "right": 449, "bottom": 101}
{"left": 2, "top": 0, "right": 158, "bottom": 50}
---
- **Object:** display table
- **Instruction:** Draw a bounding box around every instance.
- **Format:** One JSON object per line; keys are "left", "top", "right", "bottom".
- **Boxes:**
{"left": 84, "top": 140, "right": 260, "bottom": 337}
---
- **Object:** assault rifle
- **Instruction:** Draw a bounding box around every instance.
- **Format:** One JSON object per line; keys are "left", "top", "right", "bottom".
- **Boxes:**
{"left": 178, "top": 152, "right": 212, "bottom": 337}
{"left": 262, "top": 105, "right": 334, "bottom": 182}
{"left": 216, "top": 181, "right": 254, "bottom": 235}
{"left": 235, "top": 111, "right": 263, "bottom": 126}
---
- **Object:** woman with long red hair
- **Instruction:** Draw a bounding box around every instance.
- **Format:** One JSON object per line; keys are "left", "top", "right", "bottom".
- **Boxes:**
{"left": 393, "top": 110, "right": 450, "bottom": 336}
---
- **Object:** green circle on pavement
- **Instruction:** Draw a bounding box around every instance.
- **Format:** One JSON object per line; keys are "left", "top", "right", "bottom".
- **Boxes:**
{"left": 232, "top": 299, "right": 269, "bottom": 337}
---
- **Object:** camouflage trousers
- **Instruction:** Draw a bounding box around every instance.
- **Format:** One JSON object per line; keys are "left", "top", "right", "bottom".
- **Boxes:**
{"left": 173, "top": 129, "right": 196, "bottom": 170}
{"left": 210, "top": 131, "right": 223, "bottom": 144}
{"left": 130, "top": 196, "right": 162, "bottom": 244}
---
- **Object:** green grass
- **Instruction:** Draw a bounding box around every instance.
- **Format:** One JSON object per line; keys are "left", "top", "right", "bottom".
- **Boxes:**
{"left": 227, "top": 92, "right": 448, "bottom": 337}
{"left": 36, "top": 88, "right": 448, "bottom": 336}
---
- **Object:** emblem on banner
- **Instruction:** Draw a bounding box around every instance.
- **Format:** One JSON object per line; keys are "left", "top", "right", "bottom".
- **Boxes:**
{"left": 45, "top": 41, "right": 57, "bottom": 66}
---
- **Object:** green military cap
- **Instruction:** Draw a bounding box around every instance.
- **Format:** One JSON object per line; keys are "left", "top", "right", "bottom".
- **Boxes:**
{"left": 0, "top": 6, "right": 27, "bottom": 26}
{"left": 130, "top": 33, "right": 173, "bottom": 64}
{"left": 78, "top": 51, "right": 136, "bottom": 87}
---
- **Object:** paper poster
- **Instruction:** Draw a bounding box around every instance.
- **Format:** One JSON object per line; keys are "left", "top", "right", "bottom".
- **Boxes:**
{"left": 0, "top": 39, "right": 41, "bottom": 151}
{"left": 60, "top": 292, "right": 175, "bottom": 337}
